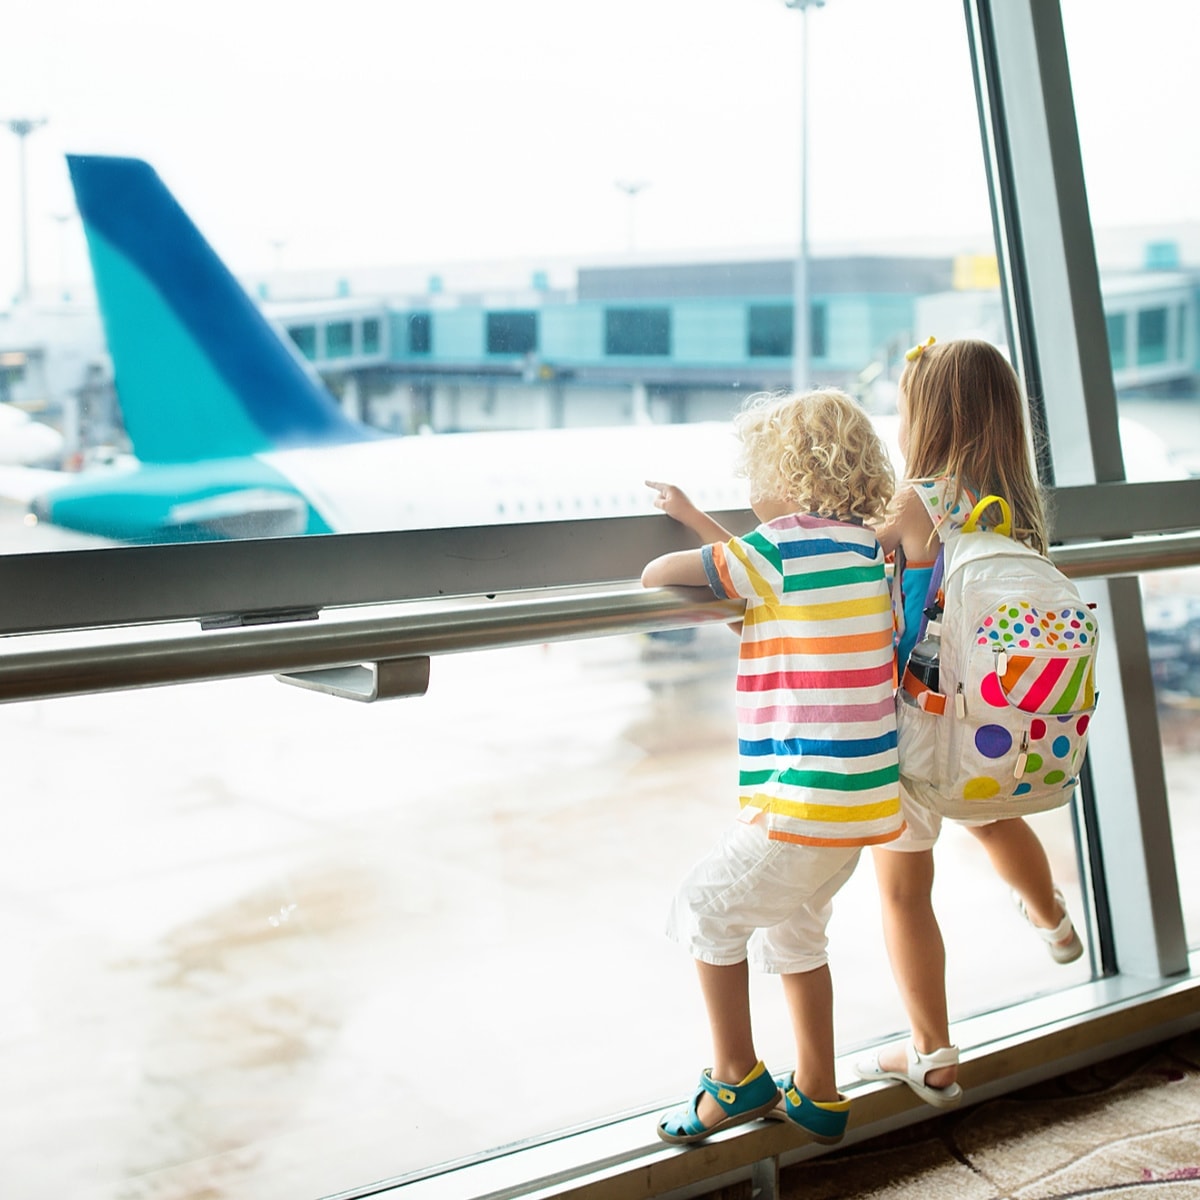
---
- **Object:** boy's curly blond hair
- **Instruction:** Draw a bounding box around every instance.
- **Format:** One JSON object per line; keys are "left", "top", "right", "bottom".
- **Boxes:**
{"left": 734, "top": 388, "right": 894, "bottom": 524}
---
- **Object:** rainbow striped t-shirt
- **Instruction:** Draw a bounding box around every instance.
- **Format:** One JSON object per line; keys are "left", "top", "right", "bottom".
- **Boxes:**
{"left": 701, "top": 513, "right": 903, "bottom": 847}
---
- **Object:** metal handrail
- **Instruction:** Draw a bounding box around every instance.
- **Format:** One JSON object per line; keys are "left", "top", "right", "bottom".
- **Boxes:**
{"left": 0, "top": 530, "right": 1196, "bottom": 705}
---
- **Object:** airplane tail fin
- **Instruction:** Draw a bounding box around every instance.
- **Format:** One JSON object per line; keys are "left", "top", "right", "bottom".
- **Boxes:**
{"left": 68, "top": 155, "right": 370, "bottom": 464}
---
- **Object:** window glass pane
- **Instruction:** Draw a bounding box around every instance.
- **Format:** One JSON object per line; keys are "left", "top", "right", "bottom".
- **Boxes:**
{"left": 2, "top": 625, "right": 1096, "bottom": 1198}
{"left": 1143, "top": 567, "right": 1200, "bottom": 947}
{"left": 1061, "top": 0, "right": 1200, "bottom": 481}
{"left": 362, "top": 317, "right": 380, "bottom": 355}
{"left": 0, "top": 0, "right": 1001, "bottom": 552}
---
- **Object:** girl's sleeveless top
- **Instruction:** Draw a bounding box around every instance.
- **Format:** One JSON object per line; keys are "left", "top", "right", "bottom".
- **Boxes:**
{"left": 894, "top": 477, "right": 980, "bottom": 672}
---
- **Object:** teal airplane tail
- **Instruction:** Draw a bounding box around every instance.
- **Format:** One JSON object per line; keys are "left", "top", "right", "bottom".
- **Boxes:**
{"left": 68, "top": 155, "right": 370, "bottom": 464}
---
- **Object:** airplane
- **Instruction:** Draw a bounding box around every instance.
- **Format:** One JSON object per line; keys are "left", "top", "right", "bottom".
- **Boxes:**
{"left": 0, "top": 155, "right": 1184, "bottom": 547}
{"left": 0, "top": 154, "right": 747, "bottom": 544}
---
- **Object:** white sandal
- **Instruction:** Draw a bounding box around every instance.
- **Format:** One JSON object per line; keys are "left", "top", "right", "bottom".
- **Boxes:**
{"left": 853, "top": 1041, "right": 963, "bottom": 1108}
{"left": 1013, "top": 887, "right": 1084, "bottom": 964}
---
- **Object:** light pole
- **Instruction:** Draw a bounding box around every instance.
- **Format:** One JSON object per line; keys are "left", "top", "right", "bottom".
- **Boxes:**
{"left": 52, "top": 212, "right": 74, "bottom": 300}
{"left": 780, "top": 1, "right": 823, "bottom": 392}
{"left": 614, "top": 179, "right": 649, "bottom": 252}
{"left": 4, "top": 117, "right": 49, "bottom": 304}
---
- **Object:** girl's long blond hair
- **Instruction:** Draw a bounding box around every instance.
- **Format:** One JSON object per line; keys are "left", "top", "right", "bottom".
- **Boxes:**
{"left": 735, "top": 387, "right": 894, "bottom": 525}
{"left": 900, "top": 339, "right": 1049, "bottom": 552}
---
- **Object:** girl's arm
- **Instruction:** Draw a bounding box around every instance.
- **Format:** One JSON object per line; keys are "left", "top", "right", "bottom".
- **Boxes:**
{"left": 873, "top": 486, "right": 939, "bottom": 560}
{"left": 645, "top": 480, "right": 734, "bottom": 545}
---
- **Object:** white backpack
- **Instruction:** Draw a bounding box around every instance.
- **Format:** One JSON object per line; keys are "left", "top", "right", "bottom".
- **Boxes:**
{"left": 896, "top": 493, "right": 1100, "bottom": 820}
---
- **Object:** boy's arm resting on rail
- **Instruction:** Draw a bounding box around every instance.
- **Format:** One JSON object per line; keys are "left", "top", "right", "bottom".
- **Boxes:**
{"left": 640, "top": 548, "right": 710, "bottom": 589}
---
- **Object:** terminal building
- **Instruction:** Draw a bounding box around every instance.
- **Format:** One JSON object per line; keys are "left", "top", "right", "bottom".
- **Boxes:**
{"left": 264, "top": 249, "right": 1198, "bottom": 438}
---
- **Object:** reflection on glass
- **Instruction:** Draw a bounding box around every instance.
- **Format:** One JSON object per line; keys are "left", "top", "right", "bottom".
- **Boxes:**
{"left": 1142, "top": 567, "right": 1200, "bottom": 947}
{"left": 1061, "top": 0, "right": 1200, "bottom": 483}
{"left": 0, "top": 0, "right": 1002, "bottom": 549}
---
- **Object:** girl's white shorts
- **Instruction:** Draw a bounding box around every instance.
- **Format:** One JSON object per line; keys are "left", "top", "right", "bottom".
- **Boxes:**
{"left": 665, "top": 818, "right": 861, "bottom": 975}
{"left": 881, "top": 785, "right": 999, "bottom": 853}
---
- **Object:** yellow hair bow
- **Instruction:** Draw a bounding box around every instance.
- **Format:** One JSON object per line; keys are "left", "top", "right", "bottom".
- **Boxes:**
{"left": 905, "top": 335, "right": 936, "bottom": 362}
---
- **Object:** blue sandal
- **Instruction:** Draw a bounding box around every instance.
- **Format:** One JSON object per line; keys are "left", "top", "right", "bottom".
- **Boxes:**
{"left": 767, "top": 1072, "right": 851, "bottom": 1144}
{"left": 657, "top": 1061, "right": 781, "bottom": 1145}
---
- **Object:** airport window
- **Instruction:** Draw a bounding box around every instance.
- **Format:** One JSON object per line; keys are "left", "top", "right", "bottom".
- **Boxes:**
{"left": 287, "top": 324, "right": 317, "bottom": 360}
{"left": 408, "top": 312, "right": 431, "bottom": 354}
{"left": 1137, "top": 307, "right": 1169, "bottom": 367}
{"left": 605, "top": 307, "right": 671, "bottom": 356}
{"left": 326, "top": 321, "right": 354, "bottom": 359}
{"left": 1107, "top": 312, "right": 1127, "bottom": 370}
{"left": 748, "top": 304, "right": 793, "bottom": 357}
{"left": 486, "top": 310, "right": 538, "bottom": 355}
{"left": 9, "top": 3, "right": 1200, "bottom": 1200}
{"left": 362, "top": 317, "right": 381, "bottom": 355}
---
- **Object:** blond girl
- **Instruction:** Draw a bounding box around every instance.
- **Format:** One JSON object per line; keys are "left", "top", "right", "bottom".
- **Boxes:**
{"left": 856, "top": 337, "right": 1083, "bottom": 1108}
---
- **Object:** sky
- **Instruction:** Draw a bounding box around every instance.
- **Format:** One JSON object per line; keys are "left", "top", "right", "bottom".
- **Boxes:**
{"left": 0, "top": 0, "right": 1196, "bottom": 303}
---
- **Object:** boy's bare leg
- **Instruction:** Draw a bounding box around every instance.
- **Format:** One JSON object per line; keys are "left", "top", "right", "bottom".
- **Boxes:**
{"left": 966, "top": 818, "right": 1075, "bottom": 947}
{"left": 692, "top": 958, "right": 760, "bottom": 1128}
{"left": 870, "top": 847, "right": 957, "bottom": 1088}
{"left": 780, "top": 964, "right": 839, "bottom": 1101}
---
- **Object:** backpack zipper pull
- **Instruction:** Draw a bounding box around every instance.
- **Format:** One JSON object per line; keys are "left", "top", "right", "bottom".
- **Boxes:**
{"left": 955, "top": 682, "right": 966, "bottom": 719}
{"left": 995, "top": 646, "right": 1008, "bottom": 676}
{"left": 1014, "top": 730, "right": 1029, "bottom": 779}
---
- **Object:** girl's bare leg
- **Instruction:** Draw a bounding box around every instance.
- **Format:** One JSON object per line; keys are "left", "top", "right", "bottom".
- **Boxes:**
{"left": 870, "top": 847, "right": 957, "bottom": 1088}
{"left": 967, "top": 818, "right": 1074, "bottom": 947}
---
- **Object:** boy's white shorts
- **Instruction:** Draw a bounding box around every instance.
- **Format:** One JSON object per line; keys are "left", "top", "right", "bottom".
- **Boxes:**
{"left": 665, "top": 818, "right": 861, "bottom": 974}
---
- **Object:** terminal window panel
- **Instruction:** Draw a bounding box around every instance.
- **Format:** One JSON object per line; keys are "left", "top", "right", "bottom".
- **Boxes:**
{"left": 748, "top": 303, "right": 793, "bottom": 357}
{"left": 326, "top": 321, "right": 354, "bottom": 359}
{"left": 408, "top": 312, "right": 431, "bottom": 354}
{"left": 287, "top": 324, "right": 317, "bottom": 360}
{"left": 486, "top": 310, "right": 538, "bottom": 355}
{"left": 1137, "top": 307, "right": 1168, "bottom": 366}
{"left": 362, "top": 317, "right": 381, "bottom": 355}
{"left": 605, "top": 307, "right": 671, "bottom": 356}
